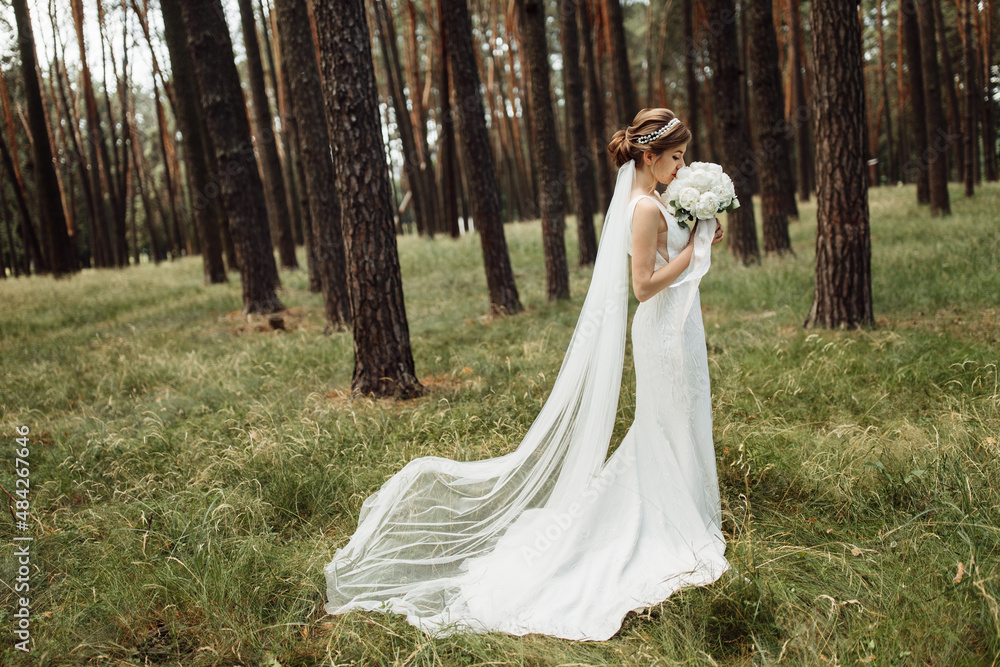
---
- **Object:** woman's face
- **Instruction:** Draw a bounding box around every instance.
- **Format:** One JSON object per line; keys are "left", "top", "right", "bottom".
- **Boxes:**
{"left": 646, "top": 143, "right": 688, "bottom": 186}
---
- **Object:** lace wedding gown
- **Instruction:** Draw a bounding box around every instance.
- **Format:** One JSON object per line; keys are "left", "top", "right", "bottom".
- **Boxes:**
{"left": 324, "top": 161, "right": 729, "bottom": 641}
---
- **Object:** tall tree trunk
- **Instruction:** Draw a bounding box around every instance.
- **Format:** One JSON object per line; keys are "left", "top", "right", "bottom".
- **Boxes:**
{"left": 178, "top": 0, "right": 283, "bottom": 314}
{"left": 435, "top": 0, "right": 454, "bottom": 238}
{"left": 786, "top": 0, "right": 812, "bottom": 202}
{"left": 896, "top": 0, "right": 910, "bottom": 186}
{"left": 441, "top": 0, "right": 522, "bottom": 316}
{"left": 151, "top": 85, "right": 182, "bottom": 259}
{"left": 747, "top": 0, "right": 794, "bottom": 255}
{"left": 875, "top": 0, "right": 896, "bottom": 185}
{"left": 0, "top": 69, "right": 42, "bottom": 275}
{"left": 130, "top": 130, "right": 164, "bottom": 265}
{"left": 96, "top": 0, "right": 127, "bottom": 267}
{"left": 902, "top": 0, "right": 930, "bottom": 203}
{"left": 270, "top": 8, "right": 304, "bottom": 247}
{"left": 932, "top": 0, "right": 962, "bottom": 182}
{"left": 559, "top": 0, "right": 598, "bottom": 266}
{"left": 510, "top": 9, "right": 539, "bottom": 210}
{"left": 915, "top": 0, "right": 951, "bottom": 216}
{"left": 1, "top": 181, "right": 20, "bottom": 276}
{"left": 579, "top": 0, "right": 612, "bottom": 213}
{"left": 603, "top": 0, "right": 638, "bottom": 125}
{"left": 706, "top": 0, "right": 759, "bottom": 265}
{"left": 373, "top": 0, "right": 431, "bottom": 240}
{"left": 13, "top": 0, "right": 75, "bottom": 276}
{"left": 237, "top": 0, "right": 299, "bottom": 269}
{"left": 114, "top": 1, "right": 132, "bottom": 268}
{"left": 517, "top": 0, "right": 570, "bottom": 299}
{"left": 979, "top": 0, "right": 998, "bottom": 181}
{"left": 805, "top": 0, "right": 872, "bottom": 330}
{"left": 273, "top": 0, "right": 352, "bottom": 330}
{"left": 403, "top": 0, "right": 440, "bottom": 231}
{"left": 313, "top": 0, "right": 422, "bottom": 397}
{"left": 71, "top": 0, "right": 114, "bottom": 267}
{"left": 51, "top": 52, "right": 97, "bottom": 265}
{"left": 737, "top": 0, "right": 758, "bottom": 196}
{"left": 682, "top": 0, "right": 700, "bottom": 159}
{"left": 161, "top": 0, "right": 228, "bottom": 282}
{"left": 960, "top": 0, "right": 977, "bottom": 197}
{"left": 0, "top": 134, "right": 43, "bottom": 274}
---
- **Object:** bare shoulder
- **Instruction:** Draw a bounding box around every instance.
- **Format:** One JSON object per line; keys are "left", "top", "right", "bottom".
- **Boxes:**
{"left": 631, "top": 197, "right": 662, "bottom": 231}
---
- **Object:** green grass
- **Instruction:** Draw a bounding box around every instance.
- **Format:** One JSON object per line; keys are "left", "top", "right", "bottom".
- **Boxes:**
{"left": 1, "top": 182, "right": 998, "bottom": 666}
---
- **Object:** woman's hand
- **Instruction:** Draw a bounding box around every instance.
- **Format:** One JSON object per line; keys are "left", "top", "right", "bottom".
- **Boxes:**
{"left": 711, "top": 219, "right": 724, "bottom": 245}
{"left": 686, "top": 219, "right": 699, "bottom": 247}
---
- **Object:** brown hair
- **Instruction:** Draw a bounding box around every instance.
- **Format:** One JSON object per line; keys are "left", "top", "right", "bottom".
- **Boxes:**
{"left": 606, "top": 108, "right": 692, "bottom": 169}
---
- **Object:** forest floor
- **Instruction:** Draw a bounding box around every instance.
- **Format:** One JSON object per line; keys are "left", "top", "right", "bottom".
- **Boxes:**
{"left": 1, "top": 182, "right": 999, "bottom": 666}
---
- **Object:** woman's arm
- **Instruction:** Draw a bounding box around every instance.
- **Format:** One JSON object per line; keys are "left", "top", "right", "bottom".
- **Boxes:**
{"left": 630, "top": 198, "right": 696, "bottom": 303}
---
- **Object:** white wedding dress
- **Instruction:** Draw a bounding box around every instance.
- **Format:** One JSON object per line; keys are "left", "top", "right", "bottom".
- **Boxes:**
{"left": 324, "top": 160, "right": 729, "bottom": 641}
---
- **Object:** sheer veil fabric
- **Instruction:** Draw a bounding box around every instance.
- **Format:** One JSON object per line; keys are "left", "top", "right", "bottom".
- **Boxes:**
{"left": 324, "top": 158, "right": 729, "bottom": 640}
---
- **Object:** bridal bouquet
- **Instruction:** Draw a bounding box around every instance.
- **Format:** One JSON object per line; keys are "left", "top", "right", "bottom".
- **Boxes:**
{"left": 662, "top": 161, "right": 740, "bottom": 229}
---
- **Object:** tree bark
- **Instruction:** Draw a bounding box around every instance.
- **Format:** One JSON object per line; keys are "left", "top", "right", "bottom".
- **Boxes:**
{"left": 603, "top": 0, "right": 638, "bottom": 125}
{"left": 313, "top": 0, "right": 422, "bottom": 397}
{"left": 901, "top": 0, "right": 930, "bottom": 203}
{"left": 131, "top": 133, "right": 164, "bottom": 265}
{"left": 178, "top": 0, "right": 283, "bottom": 314}
{"left": 804, "top": 0, "right": 872, "bottom": 330}
{"left": 706, "top": 0, "right": 759, "bottom": 265}
{"left": 51, "top": 48, "right": 96, "bottom": 267}
{"left": 434, "top": 0, "right": 455, "bottom": 237}
{"left": 373, "top": 0, "right": 432, "bottom": 240}
{"left": 0, "top": 134, "right": 43, "bottom": 274}
{"left": 95, "top": 0, "right": 127, "bottom": 267}
{"left": 915, "top": 0, "right": 951, "bottom": 216}
{"left": 979, "top": 0, "right": 998, "bottom": 181}
{"left": 578, "top": 0, "right": 612, "bottom": 213}
{"left": 273, "top": 0, "right": 352, "bottom": 330}
{"left": 0, "top": 181, "right": 20, "bottom": 276}
{"left": 932, "top": 0, "right": 961, "bottom": 182}
{"left": 237, "top": 0, "right": 299, "bottom": 269}
{"left": 270, "top": 7, "right": 304, "bottom": 248}
{"left": 516, "top": 0, "right": 570, "bottom": 299}
{"left": 440, "top": 0, "right": 523, "bottom": 316}
{"left": 70, "top": 0, "right": 114, "bottom": 267}
{"left": 747, "top": 0, "right": 794, "bottom": 255}
{"left": 13, "top": 0, "right": 75, "bottom": 276}
{"left": 403, "top": 0, "right": 440, "bottom": 231}
{"left": 161, "top": 0, "right": 228, "bottom": 283}
{"left": 559, "top": 0, "right": 598, "bottom": 266}
{"left": 875, "top": 0, "right": 896, "bottom": 185}
{"left": 960, "top": 0, "right": 978, "bottom": 197}
{"left": 682, "top": 0, "right": 700, "bottom": 159}
{"left": 786, "top": 0, "right": 812, "bottom": 202}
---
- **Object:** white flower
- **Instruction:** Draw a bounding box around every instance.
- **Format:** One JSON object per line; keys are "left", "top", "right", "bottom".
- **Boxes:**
{"left": 695, "top": 192, "right": 719, "bottom": 219}
{"left": 692, "top": 171, "right": 713, "bottom": 192}
{"left": 678, "top": 187, "right": 700, "bottom": 209}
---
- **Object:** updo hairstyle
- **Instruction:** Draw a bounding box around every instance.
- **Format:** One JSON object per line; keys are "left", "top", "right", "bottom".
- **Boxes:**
{"left": 607, "top": 108, "right": 692, "bottom": 169}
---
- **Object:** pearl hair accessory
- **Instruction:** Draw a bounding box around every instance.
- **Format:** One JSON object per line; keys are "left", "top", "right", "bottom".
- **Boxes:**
{"left": 634, "top": 118, "right": 681, "bottom": 145}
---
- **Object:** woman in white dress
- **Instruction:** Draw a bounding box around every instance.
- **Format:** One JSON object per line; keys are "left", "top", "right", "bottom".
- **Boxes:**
{"left": 324, "top": 108, "right": 729, "bottom": 641}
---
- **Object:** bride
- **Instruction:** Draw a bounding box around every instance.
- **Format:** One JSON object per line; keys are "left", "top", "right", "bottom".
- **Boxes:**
{"left": 324, "top": 108, "right": 730, "bottom": 641}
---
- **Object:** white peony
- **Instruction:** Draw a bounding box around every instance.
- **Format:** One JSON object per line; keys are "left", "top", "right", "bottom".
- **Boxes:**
{"left": 695, "top": 192, "right": 719, "bottom": 219}
{"left": 693, "top": 171, "right": 714, "bottom": 192}
{"left": 678, "top": 187, "right": 700, "bottom": 209}
{"left": 660, "top": 161, "right": 738, "bottom": 225}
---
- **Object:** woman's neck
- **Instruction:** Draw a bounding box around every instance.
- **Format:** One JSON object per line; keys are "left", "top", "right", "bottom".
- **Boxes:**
{"left": 634, "top": 165, "right": 658, "bottom": 195}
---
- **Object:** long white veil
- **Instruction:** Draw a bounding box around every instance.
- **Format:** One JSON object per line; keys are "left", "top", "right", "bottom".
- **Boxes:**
{"left": 325, "top": 158, "right": 715, "bottom": 629}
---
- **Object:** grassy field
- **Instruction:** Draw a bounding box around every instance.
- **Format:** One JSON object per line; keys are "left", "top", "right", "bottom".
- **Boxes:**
{"left": 1, "top": 182, "right": 998, "bottom": 666}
